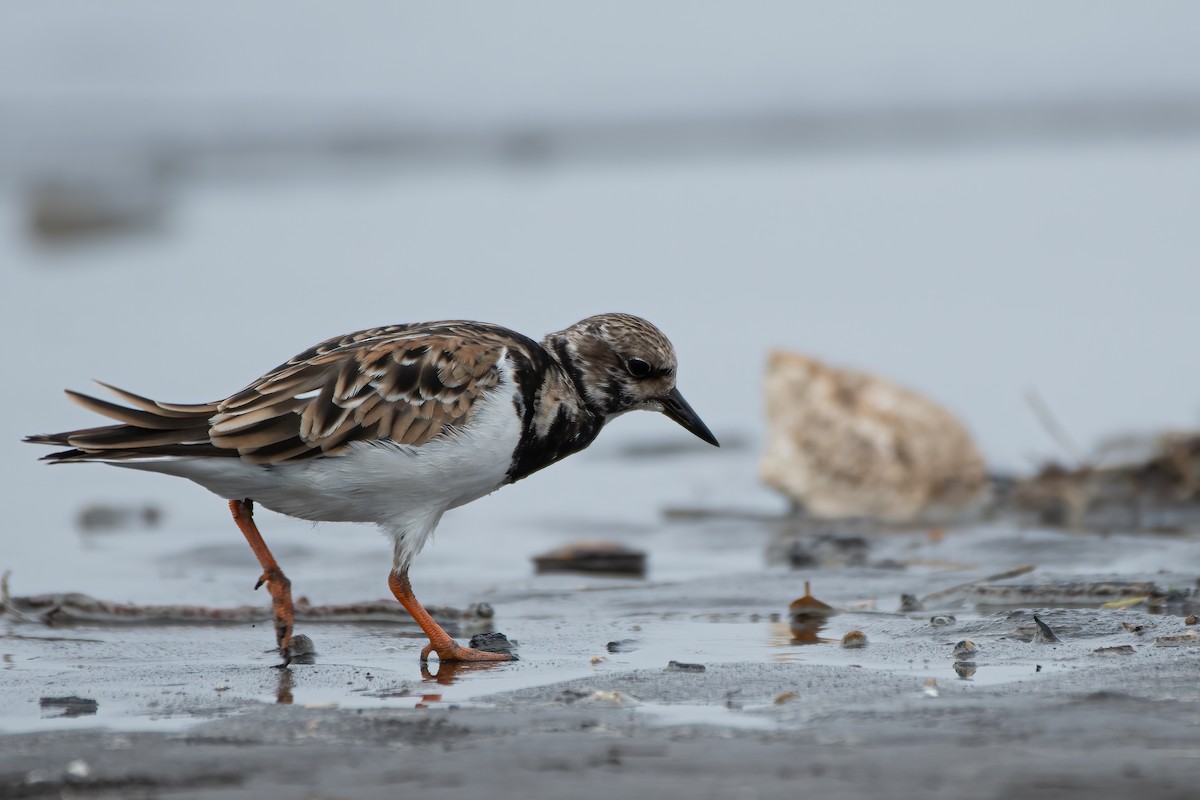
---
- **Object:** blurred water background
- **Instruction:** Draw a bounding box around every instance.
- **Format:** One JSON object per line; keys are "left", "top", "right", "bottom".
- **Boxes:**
{"left": 3, "top": 3, "right": 1200, "bottom": 602}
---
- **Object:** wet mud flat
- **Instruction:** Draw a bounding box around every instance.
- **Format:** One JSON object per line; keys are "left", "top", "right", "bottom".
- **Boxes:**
{"left": 2, "top": 520, "right": 1200, "bottom": 799}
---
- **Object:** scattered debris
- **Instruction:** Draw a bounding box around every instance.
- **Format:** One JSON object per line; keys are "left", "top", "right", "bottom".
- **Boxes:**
{"left": 929, "top": 615, "right": 957, "bottom": 627}
{"left": 667, "top": 660, "right": 706, "bottom": 673}
{"left": 952, "top": 640, "right": 978, "bottom": 659}
{"left": 841, "top": 629, "right": 868, "bottom": 648}
{"left": 23, "top": 167, "right": 169, "bottom": 246}
{"left": 1033, "top": 615, "right": 1062, "bottom": 643}
{"left": 39, "top": 696, "right": 99, "bottom": 718}
{"left": 922, "top": 678, "right": 940, "bottom": 698}
{"left": 788, "top": 581, "right": 837, "bottom": 621}
{"left": 1154, "top": 631, "right": 1200, "bottom": 647}
{"left": 0, "top": 571, "right": 32, "bottom": 623}
{"left": 782, "top": 532, "right": 869, "bottom": 569}
{"left": 971, "top": 580, "right": 1167, "bottom": 609}
{"left": 606, "top": 639, "right": 641, "bottom": 653}
{"left": 660, "top": 506, "right": 782, "bottom": 523}
{"left": 288, "top": 634, "right": 317, "bottom": 664}
{"left": 773, "top": 691, "right": 799, "bottom": 705}
{"left": 532, "top": 541, "right": 646, "bottom": 576}
{"left": 559, "top": 689, "right": 637, "bottom": 707}
{"left": 760, "top": 350, "right": 986, "bottom": 522}
{"left": 1093, "top": 645, "right": 1136, "bottom": 656}
{"left": 464, "top": 602, "right": 494, "bottom": 619}
{"left": 919, "top": 564, "right": 1037, "bottom": 607}
{"left": 2, "top": 589, "right": 477, "bottom": 629}
{"left": 1012, "top": 430, "right": 1200, "bottom": 530}
{"left": 76, "top": 503, "right": 163, "bottom": 532}
{"left": 1101, "top": 596, "right": 1148, "bottom": 609}
{"left": 899, "top": 593, "right": 923, "bottom": 612}
{"left": 468, "top": 632, "right": 518, "bottom": 657}
{"left": 1120, "top": 622, "right": 1148, "bottom": 635}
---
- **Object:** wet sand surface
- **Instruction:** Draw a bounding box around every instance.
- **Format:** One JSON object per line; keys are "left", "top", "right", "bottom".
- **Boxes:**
{"left": 3, "top": 466, "right": 1199, "bottom": 799}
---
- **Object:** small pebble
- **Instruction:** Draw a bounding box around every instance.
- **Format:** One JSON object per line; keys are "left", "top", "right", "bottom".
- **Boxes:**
{"left": 465, "top": 602, "right": 494, "bottom": 619}
{"left": 899, "top": 594, "right": 924, "bottom": 612}
{"left": 666, "top": 660, "right": 706, "bottom": 673}
{"left": 1093, "top": 645, "right": 1136, "bottom": 656}
{"left": 289, "top": 634, "right": 317, "bottom": 658}
{"left": 952, "top": 640, "right": 978, "bottom": 659}
{"left": 841, "top": 629, "right": 868, "bottom": 649}
{"left": 929, "top": 615, "right": 956, "bottom": 627}
{"left": 1033, "top": 614, "right": 1062, "bottom": 644}
{"left": 64, "top": 760, "right": 91, "bottom": 780}
{"left": 1185, "top": 614, "right": 1198, "bottom": 625}
{"left": 773, "top": 691, "right": 798, "bottom": 705}
{"left": 469, "top": 631, "right": 518, "bottom": 657}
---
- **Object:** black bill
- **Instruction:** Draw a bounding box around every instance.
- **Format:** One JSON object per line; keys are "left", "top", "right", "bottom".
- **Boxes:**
{"left": 660, "top": 387, "right": 720, "bottom": 447}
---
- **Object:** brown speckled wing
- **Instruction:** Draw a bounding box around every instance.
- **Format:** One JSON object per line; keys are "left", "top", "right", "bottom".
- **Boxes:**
{"left": 28, "top": 322, "right": 522, "bottom": 465}
{"left": 208, "top": 327, "right": 508, "bottom": 464}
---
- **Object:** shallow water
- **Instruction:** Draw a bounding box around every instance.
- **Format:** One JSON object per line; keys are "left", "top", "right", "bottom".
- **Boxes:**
{"left": 4, "top": 507, "right": 1197, "bottom": 734}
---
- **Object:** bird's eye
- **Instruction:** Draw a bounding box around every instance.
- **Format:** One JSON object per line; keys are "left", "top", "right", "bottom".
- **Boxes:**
{"left": 626, "top": 358, "right": 652, "bottom": 378}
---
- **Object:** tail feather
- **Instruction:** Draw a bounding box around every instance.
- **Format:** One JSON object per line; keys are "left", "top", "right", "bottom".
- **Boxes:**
{"left": 93, "top": 381, "right": 220, "bottom": 418}
{"left": 65, "top": 389, "right": 199, "bottom": 431}
{"left": 25, "top": 383, "right": 237, "bottom": 463}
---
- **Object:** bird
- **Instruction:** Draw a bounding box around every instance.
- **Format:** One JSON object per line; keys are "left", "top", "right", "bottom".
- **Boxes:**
{"left": 25, "top": 313, "right": 719, "bottom": 665}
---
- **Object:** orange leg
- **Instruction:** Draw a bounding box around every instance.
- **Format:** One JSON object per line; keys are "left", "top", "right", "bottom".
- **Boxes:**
{"left": 229, "top": 499, "right": 294, "bottom": 665}
{"left": 387, "top": 570, "right": 514, "bottom": 663}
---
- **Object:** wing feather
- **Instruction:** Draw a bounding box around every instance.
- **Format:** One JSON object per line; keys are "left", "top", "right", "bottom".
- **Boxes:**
{"left": 208, "top": 326, "right": 509, "bottom": 461}
{"left": 29, "top": 321, "right": 528, "bottom": 465}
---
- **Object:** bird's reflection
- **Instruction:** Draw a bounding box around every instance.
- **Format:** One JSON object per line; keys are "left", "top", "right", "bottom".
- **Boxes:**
{"left": 275, "top": 667, "right": 294, "bottom": 704}
{"left": 272, "top": 651, "right": 512, "bottom": 706}
{"left": 420, "top": 659, "right": 510, "bottom": 686}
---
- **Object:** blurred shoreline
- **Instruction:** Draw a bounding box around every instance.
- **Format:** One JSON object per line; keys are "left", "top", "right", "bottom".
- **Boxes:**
{"left": 7, "top": 94, "right": 1200, "bottom": 184}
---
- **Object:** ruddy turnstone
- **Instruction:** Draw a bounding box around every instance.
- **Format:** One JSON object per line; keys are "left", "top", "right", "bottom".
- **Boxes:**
{"left": 26, "top": 313, "right": 718, "bottom": 664}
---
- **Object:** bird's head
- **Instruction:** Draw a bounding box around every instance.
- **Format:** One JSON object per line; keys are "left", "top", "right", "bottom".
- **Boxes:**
{"left": 547, "top": 313, "right": 719, "bottom": 446}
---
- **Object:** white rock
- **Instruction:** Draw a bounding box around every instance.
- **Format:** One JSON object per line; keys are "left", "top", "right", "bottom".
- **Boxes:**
{"left": 760, "top": 351, "right": 986, "bottom": 522}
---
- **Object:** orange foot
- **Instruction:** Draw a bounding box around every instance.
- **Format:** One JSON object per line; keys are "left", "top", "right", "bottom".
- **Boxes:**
{"left": 388, "top": 570, "right": 517, "bottom": 664}
{"left": 421, "top": 640, "right": 517, "bottom": 663}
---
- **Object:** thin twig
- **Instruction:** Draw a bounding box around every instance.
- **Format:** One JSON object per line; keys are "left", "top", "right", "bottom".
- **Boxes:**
{"left": 920, "top": 564, "right": 1037, "bottom": 605}
{"left": 1025, "top": 389, "right": 1084, "bottom": 466}
{"left": 0, "top": 570, "right": 34, "bottom": 623}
